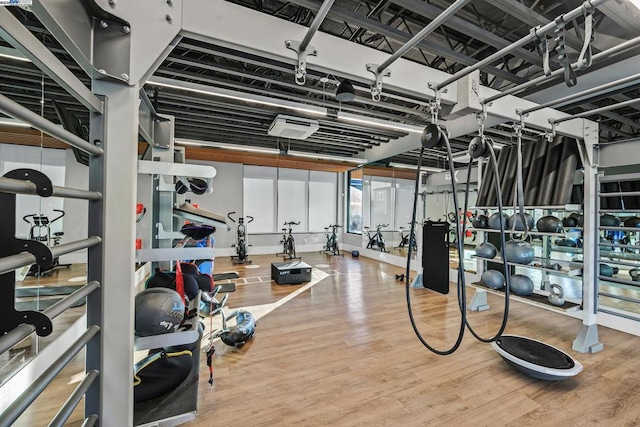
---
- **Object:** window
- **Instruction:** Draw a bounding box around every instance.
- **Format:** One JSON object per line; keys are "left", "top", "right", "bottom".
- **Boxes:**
{"left": 277, "top": 168, "right": 307, "bottom": 232}
{"left": 309, "top": 171, "right": 337, "bottom": 232}
{"left": 347, "top": 168, "right": 363, "bottom": 233}
{"left": 243, "top": 166, "right": 337, "bottom": 233}
{"left": 395, "top": 178, "right": 415, "bottom": 230}
{"left": 243, "top": 165, "right": 277, "bottom": 233}
{"left": 370, "top": 177, "right": 394, "bottom": 229}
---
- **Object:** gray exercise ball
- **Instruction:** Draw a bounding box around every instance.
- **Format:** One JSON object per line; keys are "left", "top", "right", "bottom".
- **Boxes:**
{"left": 509, "top": 274, "right": 534, "bottom": 296}
{"left": 135, "top": 288, "right": 185, "bottom": 337}
{"left": 487, "top": 212, "right": 509, "bottom": 230}
{"left": 475, "top": 242, "right": 497, "bottom": 259}
{"left": 504, "top": 239, "right": 535, "bottom": 265}
{"left": 600, "top": 214, "right": 621, "bottom": 227}
{"left": 536, "top": 215, "right": 562, "bottom": 233}
{"left": 508, "top": 213, "right": 534, "bottom": 231}
{"left": 481, "top": 270, "right": 505, "bottom": 290}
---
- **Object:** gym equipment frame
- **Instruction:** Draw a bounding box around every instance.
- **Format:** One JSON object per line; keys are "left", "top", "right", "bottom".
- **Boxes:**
{"left": 0, "top": 0, "right": 626, "bottom": 422}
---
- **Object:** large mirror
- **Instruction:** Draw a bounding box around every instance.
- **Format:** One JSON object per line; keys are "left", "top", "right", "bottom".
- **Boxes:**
{"left": 347, "top": 158, "right": 480, "bottom": 272}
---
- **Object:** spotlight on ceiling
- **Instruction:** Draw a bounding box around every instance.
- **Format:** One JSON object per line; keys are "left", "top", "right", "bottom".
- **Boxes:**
{"left": 335, "top": 79, "right": 356, "bottom": 103}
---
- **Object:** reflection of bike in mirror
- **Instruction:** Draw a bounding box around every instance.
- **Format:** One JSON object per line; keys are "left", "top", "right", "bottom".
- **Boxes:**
{"left": 23, "top": 209, "right": 71, "bottom": 276}
{"left": 228, "top": 212, "right": 254, "bottom": 264}
{"left": 278, "top": 221, "right": 301, "bottom": 260}
{"left": 323, "top": 224, "right": 343, "bottom": 256}
{"left": 365, "top": 224, "right": 389, "bottom": 252}
{"left": 398, "top": 223, "right": 418, "bottom": 252}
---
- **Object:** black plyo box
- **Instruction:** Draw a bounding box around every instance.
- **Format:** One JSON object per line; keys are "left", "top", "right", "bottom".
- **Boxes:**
{"left": 271, "top": 261, "right": 312, "bottom": 285}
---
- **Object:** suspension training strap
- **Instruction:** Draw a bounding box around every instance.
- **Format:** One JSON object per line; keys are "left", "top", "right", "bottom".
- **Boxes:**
{"left": 531, "top": 26, "right": 551, "bottom": 76}
{"left": 554, "top": 16, "right": 577, "bottom": 87}
{"left": 577, "top": 3, "right": 595, "bottom": 70}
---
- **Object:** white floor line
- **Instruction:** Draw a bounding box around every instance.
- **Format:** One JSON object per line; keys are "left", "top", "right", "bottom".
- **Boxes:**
{"left": 201, "top": 269, "right": 329, "bottom": 346}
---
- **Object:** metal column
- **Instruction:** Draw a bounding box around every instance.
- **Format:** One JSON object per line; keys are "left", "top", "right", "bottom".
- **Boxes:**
{"left": 89, "top": 80, "right": 140, "bottom": 425}
{"left": 573, "top": 122, "right": 603, "bottom": 353}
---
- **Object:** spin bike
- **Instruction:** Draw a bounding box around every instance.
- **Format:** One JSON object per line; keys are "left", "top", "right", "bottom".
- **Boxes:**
{"left": 365, "top": 224, "right": 389, "bottom": 252}
{"left": 398, "top": 223, "right": 418, "bottom": 252}
{"left": 322, "top": 224, "right": 343, "bottom": 256}
{"left": 278, "top": 221, "right": 301, "bottom": 260}
{"left": 23, "top": 209, "right": 71, "bottom": 276}
{"left": 227, "top": 212, "right": 254, "bottom": 264}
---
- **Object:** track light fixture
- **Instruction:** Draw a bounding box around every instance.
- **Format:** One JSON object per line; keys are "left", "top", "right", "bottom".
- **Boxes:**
{"left": 335, "top": 79, "right": 356, "bottom": 103}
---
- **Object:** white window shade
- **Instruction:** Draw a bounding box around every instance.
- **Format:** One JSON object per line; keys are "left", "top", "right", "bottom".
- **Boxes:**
{"left": 243, "top": 166, "right": 277, "bottom": 232}
{"left": 309, "top": 171, "right": 337, "bottom": 232}
{"left": 277, "top": 168, "right": 308, "bottom": 232}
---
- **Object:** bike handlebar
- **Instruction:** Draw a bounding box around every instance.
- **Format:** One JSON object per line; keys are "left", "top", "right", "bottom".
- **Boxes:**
{"left": 247, "top": 216, "right": 254, "bottom": 223}
{"left": 227, "top": 211, "right": 236, "bottom": 223}
{"left": 52, "top": 209, "right": 65, "bottom": 223}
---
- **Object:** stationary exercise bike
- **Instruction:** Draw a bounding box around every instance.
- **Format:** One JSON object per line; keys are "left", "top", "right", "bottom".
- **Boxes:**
{"left": 365, "top": 224, "right": 389, "bottom": 252}
{"left": 23, "top": 209, "right": 71, "bottom": 276}
{"left": 227, "top": 212, "right": 254, "bottom": 264}
{"left": 278, "top": 221, "right": 301, "bottom": 260}
{"left": 322, "top": 224, "right": 343, "bottom": 256}
{"left": 398, "top": 223, "right": 418, "bottom": 252}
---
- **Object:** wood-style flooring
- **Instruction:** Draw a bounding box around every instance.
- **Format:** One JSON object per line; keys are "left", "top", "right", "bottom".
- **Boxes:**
{"left": 9, "top": 252, "right": 640, "bottom": 426}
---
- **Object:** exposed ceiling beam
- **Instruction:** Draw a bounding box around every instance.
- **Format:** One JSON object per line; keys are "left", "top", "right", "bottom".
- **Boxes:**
{"left": 598, "top": 1, "right": 640, "bottom": 36}
{"left": 390, "top": 0, "right": 542, "bottom": 67}
{"left": 481, "top": 0, "right": 588, "bottom": 53}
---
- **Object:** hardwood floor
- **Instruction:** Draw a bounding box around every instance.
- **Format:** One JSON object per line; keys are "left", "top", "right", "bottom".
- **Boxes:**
{"left": 9, "top": 252, "right": 640, "bottom": 426}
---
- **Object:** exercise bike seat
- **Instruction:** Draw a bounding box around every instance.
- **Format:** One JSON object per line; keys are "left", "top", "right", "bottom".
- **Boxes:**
{"left": 53, "top": 232, "right": 64, "bottom": 237}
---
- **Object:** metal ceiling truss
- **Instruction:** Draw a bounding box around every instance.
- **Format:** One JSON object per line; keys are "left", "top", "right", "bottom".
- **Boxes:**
{"left": 2, "top": 0, "right": 638, "bottom": 166}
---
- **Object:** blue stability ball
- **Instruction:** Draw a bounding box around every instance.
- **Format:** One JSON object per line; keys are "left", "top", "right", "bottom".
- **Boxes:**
{"left": 352, "top": 250, "right": 360, "bottom": 258}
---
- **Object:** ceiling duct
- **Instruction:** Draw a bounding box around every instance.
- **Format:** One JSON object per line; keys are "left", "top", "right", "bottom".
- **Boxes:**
{"left": 267, "top": 114, "right": 320, "bottom": 140}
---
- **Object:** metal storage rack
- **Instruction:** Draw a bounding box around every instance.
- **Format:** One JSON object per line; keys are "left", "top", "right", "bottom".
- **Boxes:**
{"left": 596, "top": 172, "right": 640, "bottom": 324}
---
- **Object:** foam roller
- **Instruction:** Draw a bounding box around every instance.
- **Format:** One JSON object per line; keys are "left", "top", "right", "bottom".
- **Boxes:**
{"left": 477, "top": 157, "right": 494, "bottom": 207}
{"left": 603, "top": 182, "right": 622, "bottom": 210}
{"left": 524, "top": 139, "right": 549, "bottom": 206}
{"left": 536, "top": 136, "right": 564, "bottom": 206}
{"left": 509, "top": 141, "right": 534, "bottom": 206}
{"left": 488, "top": 146, "right": 511, "bottom": 207}
{"left": 501, "top": 146, "right": 519, "bottom": 207}
{"left": 551, "top": 138, "right": 580, "bottom": 205}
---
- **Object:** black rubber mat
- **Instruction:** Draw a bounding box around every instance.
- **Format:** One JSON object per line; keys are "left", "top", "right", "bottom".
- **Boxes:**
{"left": 217, "top": 283, "right": 236, "bottom": 293}
{"left": 16, "top": 297, "right": 86, "bottom": 311}
{"left": 15, "top": 285, "right": 83, "bottom": 298}
{"left": 212, "top": 272, "right": 240, "bottom": 281}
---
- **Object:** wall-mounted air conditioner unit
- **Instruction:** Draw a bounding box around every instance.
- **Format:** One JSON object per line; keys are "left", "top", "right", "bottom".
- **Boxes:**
{"left": 267, "top": 115, "right": 319, "bottom": 140}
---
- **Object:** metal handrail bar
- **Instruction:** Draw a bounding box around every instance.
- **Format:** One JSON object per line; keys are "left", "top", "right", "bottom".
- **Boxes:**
{"left": 0, "top": 281, "right": 100, "bottom": 355}
{"left": 0, "top": 236, "right": 102, "bottom": 275}
{"left": 0, "top": 325, "right": 100, "bottom": 426}
{"left": 0, "top": 177, "right": 102, "bottom": 200}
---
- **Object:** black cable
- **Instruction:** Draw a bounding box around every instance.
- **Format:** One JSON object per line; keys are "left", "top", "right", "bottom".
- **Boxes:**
{"left": 461, "top": 142, "right": 511, "bottom": 342}
{"left": 405, "top": 132, "right": 512, "bottom": 355}
{"left": 405, "top": 146, "right": 465, "bottom": 355}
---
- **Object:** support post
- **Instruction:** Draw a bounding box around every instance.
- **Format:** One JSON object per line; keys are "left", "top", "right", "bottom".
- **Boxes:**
{"left": 573, "top": 119, "right": 604, "bottom": 353}
{"left": 88, "top": 80, "right": 139, "bottom": 425}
